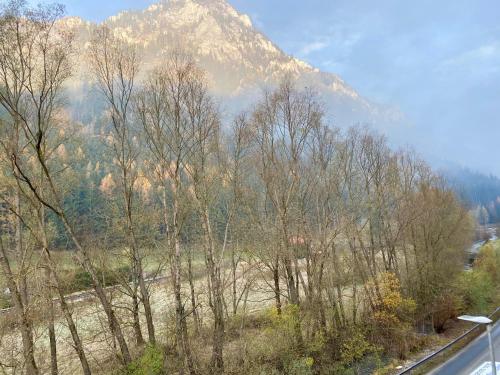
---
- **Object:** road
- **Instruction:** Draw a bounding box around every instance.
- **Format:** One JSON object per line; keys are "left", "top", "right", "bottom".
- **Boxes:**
{"left": 430, "top": 320, "right": 500, "bottom": 375}
{"left": 429, "top": 227, "right": 499, "bottom": 375}
{"left": 465, "top": 226, "right": 497, "bottom": 270}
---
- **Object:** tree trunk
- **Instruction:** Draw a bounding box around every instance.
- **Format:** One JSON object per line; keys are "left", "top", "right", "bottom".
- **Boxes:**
{"left": 187, "top": 248, "right": 200, "bottom": 334}
{"left": 200, "top": 207, "right": 225, "bottom": 374}
{"left": 171, "top": 184, "right": 196, "bottom": 374}
{"left": 40, "top": 209, "right": 57, "bottom": 375}
{"left": 124, "top": 177, "right": 154, "bottom": 345}
{"left": 0, "top": 238, "right": 39, "bottom": 375}
{"left": 61, "top": 216, "right": 132, "bottom": 364}
{"left": 30, "top": 151, "right": 133, "bottom": 365}
{"left": 14, "top": 189, "right": 29, "bottom": 308}
{"left": 132, "top": 282, "right": 145, "bottom": 346}
{"left": 273, "top": 256, "right": 282, "bottom": 315}
{"left": 44, "top": 247, "right": 92, "bottom": 375}
{"left": 45, "top": 267, "right": 58, "bottom": 375}
{"left": 284, "top": 257, "right": 299, "bottom": 305}
{"left": 138, "top": 266, "right": 156, "bottom": 344}
{"left": 231, "top": 246, "right": 238, "bottom": 315}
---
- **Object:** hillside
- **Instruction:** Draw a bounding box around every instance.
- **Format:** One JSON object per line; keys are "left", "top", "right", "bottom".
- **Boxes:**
{"left": 61, "top": 0, "right": 403, "bottom": 127}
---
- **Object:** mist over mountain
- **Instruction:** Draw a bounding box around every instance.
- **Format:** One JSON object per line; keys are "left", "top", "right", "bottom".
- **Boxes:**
{"left": 61, "top": 0, "right": 403, "bottom": 129}
{"left": 443, "top": 166, "right": 500, "bottom": 224}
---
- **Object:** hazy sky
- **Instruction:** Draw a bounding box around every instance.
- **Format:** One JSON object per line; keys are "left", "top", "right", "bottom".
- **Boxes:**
{"left": 39, "top": 0, "right": 500, "bottom": 175}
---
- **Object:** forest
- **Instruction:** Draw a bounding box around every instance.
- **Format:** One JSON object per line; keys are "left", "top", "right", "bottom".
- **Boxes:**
{"left": 0, "top": 2, "right": 489, "bottom": 375}
{"left": 443, "top": 167, "right": 500, "bottom": 225}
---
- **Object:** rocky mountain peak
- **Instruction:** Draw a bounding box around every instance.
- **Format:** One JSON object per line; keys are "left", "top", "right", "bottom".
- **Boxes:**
{"left": 63, "top": 0, "right": 403, "bottom": 127}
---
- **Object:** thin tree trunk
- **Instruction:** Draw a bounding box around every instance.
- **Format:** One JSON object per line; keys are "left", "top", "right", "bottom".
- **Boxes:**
{"left": 231, "top": 245, "right": 238, "bottom": 315}
{"left": 22, "top": 145, "right": 133, "bottom": 364}
{"left": 40, "top": 206, "right": 58, "bottom": 375}
{"left": 0, "top": 238, "right": 39, "bottom": 375}
{"left": 273, "top": 256, "right": 282, "bottom": 315}
{"left": 15, "top": 189, "right": 29, "bottom": 308}
{"left": 187, "top": 248, "right": 200, "bottom": 334}
{"left": 281, "top": 218, "right": 299, "bottom": 306}
{"left": 60, "top": 215, "right": 132, "bottom": 364}
{"left": 200, "top": 207, "right": 224, "bottom": 374}
{"left": 44, "top": 247, "right": 92, "bottom": 375}
{"left": 132, "top": 282, "right": 144, "bottom": 345}
{"left": 124, "top": 184, "right": 155, "bottom": 344}
{"left": 171, "top": 184, "right": 196, "bottom": 374}
{"left": 45, "top": 266, "right": 58, "bottom": 375}
{"left": 138, "top": 262, "right": 156, "bottom": 344}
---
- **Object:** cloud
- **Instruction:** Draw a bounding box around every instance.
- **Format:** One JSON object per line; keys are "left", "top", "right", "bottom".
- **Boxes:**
{"left": 436, "top": 42, "right": 500, "bottom": 78}
{"left": 441, "top": 42, "right": 500, "bottom": 67}
{"left": 299, "top": 41, "right": 329, "bottom": 56}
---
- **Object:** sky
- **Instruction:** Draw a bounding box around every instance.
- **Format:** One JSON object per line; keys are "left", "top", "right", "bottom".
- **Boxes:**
{"left": 38, "top": 0, "right": 500, "bottom": 175}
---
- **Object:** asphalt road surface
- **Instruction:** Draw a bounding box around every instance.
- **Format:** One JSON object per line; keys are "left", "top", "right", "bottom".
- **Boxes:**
{"left": 431, "top": 321, "right": 500, "bottom": 375}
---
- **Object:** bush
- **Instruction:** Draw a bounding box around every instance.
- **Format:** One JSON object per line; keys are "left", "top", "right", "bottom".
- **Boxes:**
{"left": 340, "top": 329, "right": 377, "bottom": 366}
{"left": 456, "top": 241, "right": 500, "bottom": 314}
{"left": 457, "top": 269, "right": 494, "bottom": 313}
{"left": 0, "top": 294, "right": 11, "bottom": 309}
{"left": 366, "top": 272, "right": 416, "bottom": 358}
{"left": 226, "top": 306, "right": 314, "bottom": 374}
{"left": 71, "top": 269, "right": 93, "bottom": 292}
{"left": 475, "top": 242, "right": 500, "bottom": 284}
{"left": 124, "top": 345, "right": 164, "bottom": 375}
{"left": 62, "top": 265, "right": 131, "bottom": 294}
{"left": 285, "top": 357, "right": 314, "bottom": 375}
{"left": 267, "top": 304, "right": 302, "bottom": 346}
{"left": 431, "top": 292, "right": 463, "bottom": 333}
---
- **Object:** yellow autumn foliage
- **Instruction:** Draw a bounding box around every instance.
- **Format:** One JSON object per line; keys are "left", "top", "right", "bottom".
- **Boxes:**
{"left": 366, "top": 272, "right": 416, "bottom": 358}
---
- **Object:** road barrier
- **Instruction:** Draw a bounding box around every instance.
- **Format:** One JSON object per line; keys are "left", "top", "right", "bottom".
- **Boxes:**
{"left": 398, "top": 307, "right": 500, "bottom": 374}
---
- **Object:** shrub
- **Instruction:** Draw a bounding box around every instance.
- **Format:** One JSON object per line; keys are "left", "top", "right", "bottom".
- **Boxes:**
{"left": 457, "top": 269, "right": 494, "bottom": 313}
{"left": 340, "top": 329, "right": 377, "bottom": 366}
{"left": 71, "top": 269, "right": 93, "bottom": 292}
{"left": 475, "top": 242, "right": 500, "bottom": 284}
{"left": 124, "top": 344, "right": 164, "bottom": 375}
{"left": 366, "top": 272, "right": 416, "bottom": 358}
{"left": 62, "top": 265, "right": 131, "bottom": 294}
{"left": 267, "top": 304, "right": 302, "bottom": 345}
{"left": 285, "top": 357, "right": 314, "bottom": 375}
{"left": 228, "top": 306, "right": 312, "bottom": 374}
{"left": 0, "top": 294, "right": 11, "bottom": 309}
{"left": 431, "top": 292, "right": 463, "bottom": 333}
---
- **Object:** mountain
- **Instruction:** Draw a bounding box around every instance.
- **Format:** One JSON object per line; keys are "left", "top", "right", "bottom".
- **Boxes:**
{"left": 442, "top": 166, "right": 500, "bottom": 224}
{"left": 61, "top": 0, "right": 404, "bottom": 128}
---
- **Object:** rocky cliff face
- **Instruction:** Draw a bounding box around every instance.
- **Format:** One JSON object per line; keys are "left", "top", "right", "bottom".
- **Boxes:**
{"left": 61, "top": 0, "right": 403, "bottom": 127}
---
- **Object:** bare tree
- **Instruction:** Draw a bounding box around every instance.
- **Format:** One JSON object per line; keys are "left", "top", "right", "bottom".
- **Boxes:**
{"left": 0, "top": 1, "right": 41, "bottom": 372}
{"left": 87, "top": 25, "right": 156, "bottom": 346}
{"left": 136, "top": 53, "right": 199, "bottom": 374}
{"left": 250, "top": 78, "right": 323, "bottom": 348}
{"left": 182, "top": 65, "right": 225, "bottom": 374}
{"left": 0, "top": 2, "right": 133, "bottom": 366}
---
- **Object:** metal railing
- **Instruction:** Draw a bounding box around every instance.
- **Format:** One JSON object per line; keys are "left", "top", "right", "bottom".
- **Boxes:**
{"left": 398, "top": 307, "right": 500, "bottom": 374}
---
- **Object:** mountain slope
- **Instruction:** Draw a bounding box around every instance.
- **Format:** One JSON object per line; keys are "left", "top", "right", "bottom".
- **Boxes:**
{"left": 62, "top": 0, "right": 403, "bottom": 127}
